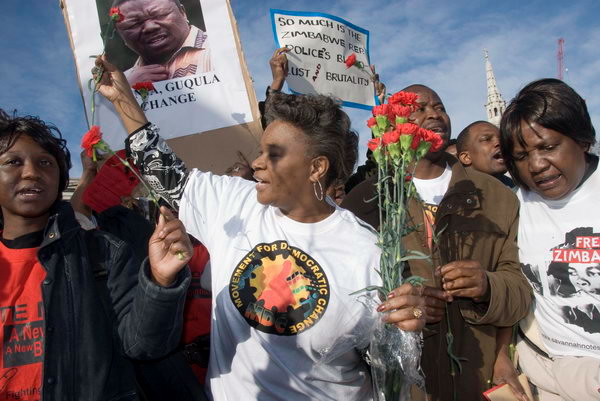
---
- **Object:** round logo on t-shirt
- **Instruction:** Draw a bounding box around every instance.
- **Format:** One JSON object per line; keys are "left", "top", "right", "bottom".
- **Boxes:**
{"left": 229, "top": 240, "right": 330, "bottom": 336}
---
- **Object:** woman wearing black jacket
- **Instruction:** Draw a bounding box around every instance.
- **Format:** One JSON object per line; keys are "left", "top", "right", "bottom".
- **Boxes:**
{"left": 0, "top": 110, "right": 192, "bottom": 400}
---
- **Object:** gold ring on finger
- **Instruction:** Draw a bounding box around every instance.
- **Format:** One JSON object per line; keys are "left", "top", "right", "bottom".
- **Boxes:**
{"left": 413, "top": 307, "right": 423, "bottom": 319}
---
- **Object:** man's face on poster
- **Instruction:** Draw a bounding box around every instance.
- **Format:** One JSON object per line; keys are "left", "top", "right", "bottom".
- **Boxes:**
{"left": 116, "top": 0, "right": 190, "bottom": 64}
{"left": 568, "top": 263, "right": 600, "bottom": 295}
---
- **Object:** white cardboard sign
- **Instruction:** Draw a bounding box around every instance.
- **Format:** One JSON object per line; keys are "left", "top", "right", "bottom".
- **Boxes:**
{"left": 63, "top": 0, "right": 255, "bottom": 150}
{"left": 270, "top": 9, "right": 376, "bottom": 110}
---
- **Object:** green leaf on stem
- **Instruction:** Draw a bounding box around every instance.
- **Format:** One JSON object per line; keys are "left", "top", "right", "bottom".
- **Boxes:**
{"left": 404, "top": 275, "right": 427, "bottom": 287}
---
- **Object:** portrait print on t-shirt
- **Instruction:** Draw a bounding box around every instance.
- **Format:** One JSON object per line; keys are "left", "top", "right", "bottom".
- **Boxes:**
{"left": 229, "top": 240, "right": 330, "bottom": 336}
{"left": 546, "top": 227, "right": 600, "bottom": 334}
{"left": 522, "top": 263, "right": 543, "bottom": 295}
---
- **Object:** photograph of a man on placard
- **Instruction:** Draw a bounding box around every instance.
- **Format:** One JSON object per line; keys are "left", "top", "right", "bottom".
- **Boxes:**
{"left": 99, "top": 0, "right": 213, "bottom": 84}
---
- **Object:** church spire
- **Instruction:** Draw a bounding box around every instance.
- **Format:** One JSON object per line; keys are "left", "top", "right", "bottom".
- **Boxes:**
{"left": 484, "top": 49, "right": 506, "bottom": 127}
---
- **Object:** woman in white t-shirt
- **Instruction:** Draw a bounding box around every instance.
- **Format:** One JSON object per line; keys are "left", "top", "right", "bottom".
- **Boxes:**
{"left": 93, "top": 56, "right": 427, "bottom": 401}
{"left": 499, "top": 78, "right": 600, "bottom": 401}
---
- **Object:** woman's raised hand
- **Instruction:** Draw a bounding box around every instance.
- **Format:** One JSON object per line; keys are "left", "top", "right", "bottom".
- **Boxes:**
{"left": 93, "top": 55, "right": 133, "bottom": 103}
{"left": 92, "top": 55, "right": 148, "bottom": 133}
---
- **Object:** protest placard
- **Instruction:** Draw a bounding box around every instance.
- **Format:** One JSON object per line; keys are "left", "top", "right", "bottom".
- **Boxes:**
{"left": 270, "top": 9, "right": 376, "bottom": 110}
{"left": 61, "top": 0, "right": 262, "bottom": 173}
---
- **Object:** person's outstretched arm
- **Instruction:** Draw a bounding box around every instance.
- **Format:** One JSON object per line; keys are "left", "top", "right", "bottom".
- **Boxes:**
{"left": 94, "top": 56, "right": 189, "bottom": 210}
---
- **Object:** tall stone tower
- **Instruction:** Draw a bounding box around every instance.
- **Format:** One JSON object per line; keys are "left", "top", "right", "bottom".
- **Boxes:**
{"left": 484, "top": 49, "right": 506, "bottom": 127}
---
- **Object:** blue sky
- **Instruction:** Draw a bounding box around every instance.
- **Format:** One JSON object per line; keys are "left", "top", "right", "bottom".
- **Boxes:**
{"left": 1, "top": 0, "right": 599, "bottom": 176}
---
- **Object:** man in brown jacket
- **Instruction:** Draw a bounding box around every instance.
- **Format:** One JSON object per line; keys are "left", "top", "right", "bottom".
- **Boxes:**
{"left": 342, "top": 85, "right": 531, "bottom": 401}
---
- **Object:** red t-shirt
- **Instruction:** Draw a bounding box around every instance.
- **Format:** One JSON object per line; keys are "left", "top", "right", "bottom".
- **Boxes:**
{"left": 0, "top": 241, "right": 45, "bottom": 401}
{"left": 181, "top": 243, "right": 211, "bottom": 384}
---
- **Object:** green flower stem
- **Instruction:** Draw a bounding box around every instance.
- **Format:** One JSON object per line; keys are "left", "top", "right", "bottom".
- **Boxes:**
{"left": 88, "top": 17, "right": 119, "bottom": 126}
{"left": 89, "top": 64, "right": 104, "bottom": 126}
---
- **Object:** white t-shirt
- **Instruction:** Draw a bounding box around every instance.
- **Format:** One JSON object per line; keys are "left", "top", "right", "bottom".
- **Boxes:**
{"left": 517, "top": 166, "right": 600, "bottom": 358}
{"left": 413, "top": 164, "right": 452, "bottom": 222}
{"left": 179, "top": 171, "right": 381, "bottom": 401}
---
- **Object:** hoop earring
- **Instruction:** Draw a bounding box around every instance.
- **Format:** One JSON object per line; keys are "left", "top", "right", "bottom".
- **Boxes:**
{"left": 313, "top": 180, "right": 324, "bottom": 202}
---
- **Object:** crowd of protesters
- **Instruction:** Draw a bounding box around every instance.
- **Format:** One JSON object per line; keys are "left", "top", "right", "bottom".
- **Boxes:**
{"left": 1, "top": 24, "right": 599, "bottom": 401}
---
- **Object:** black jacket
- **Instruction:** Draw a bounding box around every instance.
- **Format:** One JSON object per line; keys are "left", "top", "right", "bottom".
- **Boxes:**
{"left": 35, "top": 202, "right": 190, "bottom": 401}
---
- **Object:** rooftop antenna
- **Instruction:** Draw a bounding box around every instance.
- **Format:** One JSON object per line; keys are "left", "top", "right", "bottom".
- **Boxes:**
{"left": 557, "top": 38, "right": 565, "bottom": 80}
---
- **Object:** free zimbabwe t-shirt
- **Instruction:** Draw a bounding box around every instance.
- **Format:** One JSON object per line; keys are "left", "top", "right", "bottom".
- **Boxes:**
{"left": 517, "top": 165, "right": 600, "bottom": 358}
{"left": 0, "top": 232, "right": 45, "bottom": 400}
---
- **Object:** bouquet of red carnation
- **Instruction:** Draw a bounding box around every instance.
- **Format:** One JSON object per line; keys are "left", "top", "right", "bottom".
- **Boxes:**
{"left": 365, "top": 90, "right": 443, "bottom": 401}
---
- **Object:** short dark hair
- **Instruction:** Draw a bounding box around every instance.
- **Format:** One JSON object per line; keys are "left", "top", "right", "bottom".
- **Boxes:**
{"left": 500, "top": 79, "right": 596, "bottom": 189}
{"left": 0, "top": 109, "right": 71, "bottom": 194}
{"left": 264, "top": 93, "right": 358, "bottom": 187}
{"left": 456, "top": 120, "right": 492, "bottom": 153}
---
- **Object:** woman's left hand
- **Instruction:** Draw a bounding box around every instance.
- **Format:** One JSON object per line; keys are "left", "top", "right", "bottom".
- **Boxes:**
{"left": 92, "top": 55, "right": 132, "bottom": 103}
{"left": 492, "top": 350, "right": 530, "bottom": 401}
{"left": 377, "top": 283, "right": 427, "bottom": 331}
{"left": 92, "top": 55, "right": 149, "bottom": 134}
{"left": 148, "top": 206, "right": 193, "bottom": 287}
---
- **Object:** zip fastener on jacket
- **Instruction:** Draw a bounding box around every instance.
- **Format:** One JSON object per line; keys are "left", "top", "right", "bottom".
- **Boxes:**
{"left": 38, "top": 218, "right": 62, "bottom": 401}
{"left": 63, "top": 243, "right": 76, "bottom": 401}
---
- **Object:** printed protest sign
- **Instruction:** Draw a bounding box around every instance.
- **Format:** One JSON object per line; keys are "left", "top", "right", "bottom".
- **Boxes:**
{"left": 270, "top": 9, "right": 376, "bottom": 110}
{"left": 61, "top": 0, "right": 262, "bottom": 173}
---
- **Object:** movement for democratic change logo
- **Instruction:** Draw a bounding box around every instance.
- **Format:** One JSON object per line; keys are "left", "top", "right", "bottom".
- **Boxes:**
{"left": 229, "top": 240, "right": 330, "bottom": 335}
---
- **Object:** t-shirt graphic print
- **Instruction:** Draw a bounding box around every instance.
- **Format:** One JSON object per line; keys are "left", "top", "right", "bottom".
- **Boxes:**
{"left": 545, "top": 227, "right": 600, "bottom": 334}
{"left": 517, "top": 166, "right": 600, "bottom": 358}
{"left": 0, "top": 244, "right": 45, "bottom": 401}
{"left": 230, "top": 240, "right": 329, "bottom": 335}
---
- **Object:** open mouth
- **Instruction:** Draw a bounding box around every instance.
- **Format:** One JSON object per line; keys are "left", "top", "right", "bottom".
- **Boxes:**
{"left": 17, "top": 187, "right": 44, "bottom": 199}
{"left": 492, "top": 150, "right": 504, "bottom": 163}
{"left": 145, "top": 33, "right": 168, "bottom": 46}
{"left": 534, "top": 174, "right": 561, "bottom": 189}
{"left": 425, "top": 125, "right": 446, "bottom": 135}
{"left": 253, "top": 175, "right": 269, "bottom": 190}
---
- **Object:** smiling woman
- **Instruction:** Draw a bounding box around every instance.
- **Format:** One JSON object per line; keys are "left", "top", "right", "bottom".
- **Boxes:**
{"left": 0, "top": 109, "right": 194, "bottom": 400}
{"left": 94, "top": 55, "right": 428, "bottom": 401}
{"left": 252, "top": 92, "right": 357, "bottom": 220}
{"left": 0, "top": 115, "right": 67, "bottom": 234}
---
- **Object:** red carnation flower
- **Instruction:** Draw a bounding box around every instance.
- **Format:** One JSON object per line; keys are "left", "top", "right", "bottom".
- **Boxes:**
{"left": 368, "top": 137, "right": 382, "bottom": 151}
{"left": 382, "top": 130, "right": 400, "bottom": 145}
{"left": 391, "top": 104, "right": 413, "bottom": 119}
{"left": 132, "top": 81, "right": 156, "bottom": 103}
{"left": 367, "top": 117, "right": 377, "bottom": 128}
{"left": 109, "top": 7, "right": 124, "bottom": 22}
{"left": 132, "top": 81, "right": 155, "bottom": 91}
{"left": 411, "top": 133, "right": 422, "bottom": 150}
{"left": 388, "top": 91, "right": 419, "bottom": 106}
{"left": 372, "top": 104, "right": 397, "bottom": 124}
{"left": 430, "top": 135, "right": 444, "bottom": 152}
{"left": 398, "top": 123, "right": 420, "bottom": 136}
{"left": 81, "top": 126, "right": 103, "bottom": 157}
{"left": 345, "top": 53, "right": 357, "bottom": 68}
{"left": 372, "top": 104, "right": 390, "bottom": 118}
{"left": 419, "top": 128, "right": 444, "bottom": 153}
